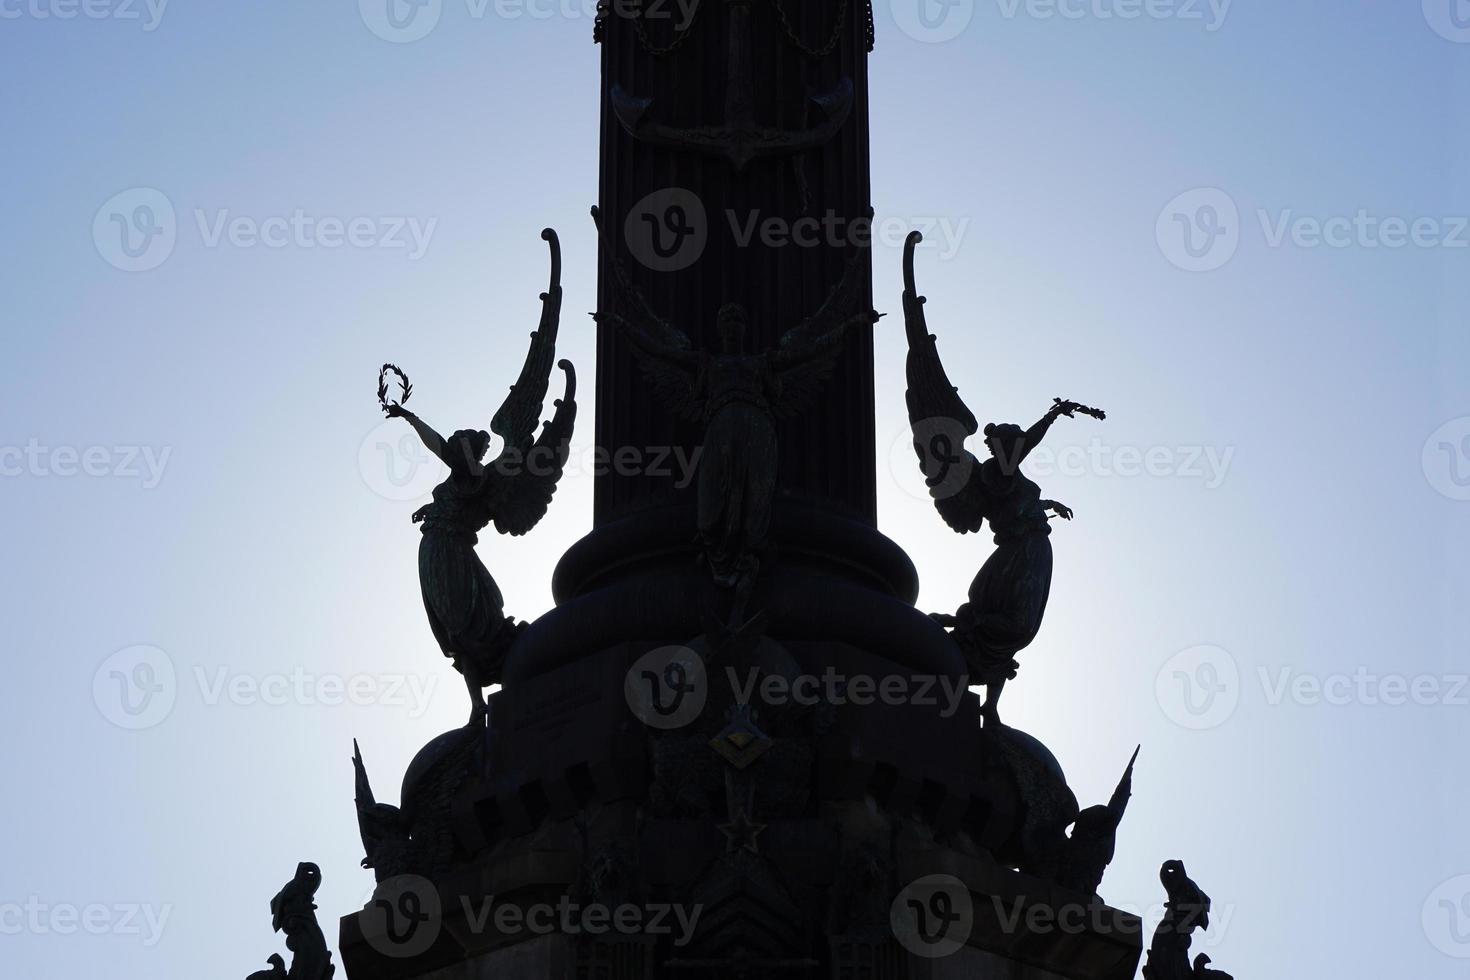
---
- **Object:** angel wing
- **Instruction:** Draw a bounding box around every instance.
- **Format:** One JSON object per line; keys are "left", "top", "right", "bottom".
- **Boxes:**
{"left": 493, "top": 360, "right": 577, "bottom": 536}
{"left": 902, "top": 231, "right": 989, "bottom": 534}
{"left": 772, "top": 244, "right": 877, "bottom": 419}
{"left": 1106, "top": 745, "right": 1140, "bottom": 822}
{"left": 589, "top": 206, "right": 705, "bottom": 421}
{"left": 489, "top": 229, "right": 564, "bottom": 466}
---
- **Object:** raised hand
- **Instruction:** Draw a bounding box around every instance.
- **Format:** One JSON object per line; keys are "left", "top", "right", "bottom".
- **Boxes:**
{"left": 1051, "top": 397, "right": 1106, "bottom": 421}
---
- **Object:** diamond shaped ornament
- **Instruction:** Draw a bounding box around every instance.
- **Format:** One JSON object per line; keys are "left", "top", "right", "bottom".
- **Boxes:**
{"left": 709, "top": 704, "right": 772, "bottom": 769}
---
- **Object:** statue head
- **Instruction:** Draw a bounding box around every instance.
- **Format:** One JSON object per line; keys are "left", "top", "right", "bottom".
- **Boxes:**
{"left": 983, "top": 422, "right": 1026, "bottom": 472}
{"left": 1159, "top": 859, "right": 1211, "bottom": 932}
{"left": 450, "top": 429, "right": 492, "bottom": 469}
{"left": 294, "top": 862, "right": 323, "bottom": 896}
{"left": 1070, "top": 804, "right": 1116, "bottom": 843}
{"left": 715, "top": 303, "right": 747, "bottom": 353}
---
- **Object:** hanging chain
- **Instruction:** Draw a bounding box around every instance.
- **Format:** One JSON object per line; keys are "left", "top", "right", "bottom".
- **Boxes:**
{"left": 766, "top": 0, "right": 849, "bottom": 58}
{"left": 596, "top": 0, "right": 705, "bottom": 54}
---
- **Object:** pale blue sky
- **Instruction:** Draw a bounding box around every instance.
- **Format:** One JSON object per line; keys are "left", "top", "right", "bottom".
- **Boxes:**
{"left": 2, "top": 2, "right": 1469, "bottom": 977}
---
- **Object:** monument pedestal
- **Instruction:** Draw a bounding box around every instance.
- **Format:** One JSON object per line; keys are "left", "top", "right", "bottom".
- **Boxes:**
{"left": 341, "top": 606, "right": 1141, "bottom": 980}
{"left": 339, "top": 824, "right": 1141, "bottom": 979}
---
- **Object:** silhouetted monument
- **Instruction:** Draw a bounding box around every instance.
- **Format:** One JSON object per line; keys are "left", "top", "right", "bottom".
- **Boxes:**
{"left": 1141, "top": 861, "right": 1235, "bottom": 980}
{"left": 331, "top": 3, "right": 1176, "bottom": 978}
{"left": 380, "top": 230, "right": 577, "bottom": 724}
{"left": 592, "top": 206, "right": 879, "bottom": 621}
{"left": 903, "top": 232, "right": 1106, "bottom": 727}
{"left": 244, "top": 863, "right": 334, "bottom": 980}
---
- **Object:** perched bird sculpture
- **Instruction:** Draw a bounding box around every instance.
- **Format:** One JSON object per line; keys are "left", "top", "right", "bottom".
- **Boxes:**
{"left": 244, "top": 862, "right": 334, "bottom": 980}
{"left": 353, "top": 739, "right": 413, "bottom": 881}
{"left": 382, "top": 229, "right": 577, "bottom": 724}
{"left": 1027, "top": 746, "right": 1138, "bottom": 897}
{"left": 900, "top": 230, "right": 1104, "bottom": 726}
{"left": 1142, "top": 859, "right": 1233, "bottom": 980}
{"left": 270, "top": 862, "right": 323, "bottom": 933}
{"left": 353, "top": 729, "right": 481, "bottom": 883}
{"left": 1158, "top": 859, "right": 1213, "bottom": 935}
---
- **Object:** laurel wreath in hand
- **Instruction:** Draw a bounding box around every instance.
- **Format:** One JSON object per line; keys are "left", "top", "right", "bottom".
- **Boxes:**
{"left": 1053, "top": 397, "right": 1106, "bottom": 421}
{"left": 378, "top": 363, "right": 413, "bottom": 415}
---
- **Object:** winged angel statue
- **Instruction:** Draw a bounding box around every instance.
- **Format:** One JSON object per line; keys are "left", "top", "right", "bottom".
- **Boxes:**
{"left": 591, "top": 207, "right": 880, "bottom": 609}
{"left": 902, "top": 232, "right": 1103, "bottom": 726}
{"left": 383, "top": 229, "right": 576, "bottom": 724}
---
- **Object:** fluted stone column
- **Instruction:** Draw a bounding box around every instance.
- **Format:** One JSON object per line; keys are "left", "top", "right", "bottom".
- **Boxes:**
{"left": 548, "top": 0, "right": 908, "bottom": 605}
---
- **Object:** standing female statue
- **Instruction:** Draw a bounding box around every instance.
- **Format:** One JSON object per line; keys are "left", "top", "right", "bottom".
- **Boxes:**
{"left": 382, "top": 229, "right": 577, "bottom": 723}
{"left": 901, "top": 231, "right": 1104, "bottom": 726}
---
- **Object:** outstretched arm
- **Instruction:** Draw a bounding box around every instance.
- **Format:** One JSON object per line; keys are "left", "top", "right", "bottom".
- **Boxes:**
{"left": 1018, "top": 397, "right": 1103, "bottom": 465}
{"left": 592, "top": 311, "right": 701, "bottom": 370}
{"left": 777, "top": 310, "right": 881, "bottom": 368}
{"left": 589, "top": 205, "right": 702, "bottom": 372}
{"left": 387, "top": 404, "right": 450, "bottom": 466}
{"left": 1016, "top": 401, "right": 1070, "bottom": 466}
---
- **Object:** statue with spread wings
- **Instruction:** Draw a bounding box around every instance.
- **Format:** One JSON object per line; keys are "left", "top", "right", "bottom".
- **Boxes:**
{"left": 1024, "top": 746, "right": 1139, "bottom": 898}
{"left": 591, "top": 207, "right": 879, "bottom": 611}
{"left": 901, "top": 231, "right": 1103, "bottom": 726}
{"left": 382, "top": 229, "right": 577, "bottom": 724}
